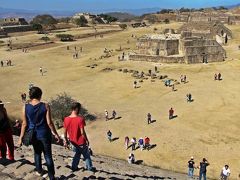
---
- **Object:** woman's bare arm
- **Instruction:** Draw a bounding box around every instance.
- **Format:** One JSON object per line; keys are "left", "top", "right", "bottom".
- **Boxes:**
{"left": 45, "top": 104, "right": 60, "bottom": 141}
{"left": 18, "top": 106, "right": 27, "bottom": 146}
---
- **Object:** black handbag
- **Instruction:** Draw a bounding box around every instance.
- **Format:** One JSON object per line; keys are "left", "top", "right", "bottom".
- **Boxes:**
{"left": 23, "top": 105, "right": 40, "bottom": 146}
{"left": 22, "top": 129, "right": 35, "bottom": 146}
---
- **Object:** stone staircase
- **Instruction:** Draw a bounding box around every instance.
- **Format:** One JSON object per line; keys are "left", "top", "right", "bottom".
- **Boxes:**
{"left": 0, "top": 136, "right": 188, "bottom": 180}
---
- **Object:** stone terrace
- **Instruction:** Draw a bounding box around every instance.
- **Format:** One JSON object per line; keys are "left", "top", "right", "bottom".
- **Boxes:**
{"left": 0, "top": 136, "right": 189, "bottom": 180}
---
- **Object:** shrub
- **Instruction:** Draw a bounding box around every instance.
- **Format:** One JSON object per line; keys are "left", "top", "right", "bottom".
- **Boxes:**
{"left": 74, "top": 16, "right": 88, "bottom": 27}
{"left": 119, "top": 24, "right": 127, "bottom": 30}
{"left": 56, "top": 34, "right": 74, "bottom": 41}
{"left": 164, "top": 19, "right": 170, "bottom": 24}
{"left": 40, "top": 36, "right": 50, "bottom": 42}
{"left": 49, "top": 93, "right": 96, "bottom": 128}
{"left": 32, "top": 23, "right": 43, "bottom": 33}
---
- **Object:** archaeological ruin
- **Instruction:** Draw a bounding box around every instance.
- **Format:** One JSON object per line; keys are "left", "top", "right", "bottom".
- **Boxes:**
{"left": 72, "top": 13, "right": 107, "bottom": 24}
{"left": 129, "top": 28, "right": 226, "bottom": 64}
{"left": 176, "top": 11, "right": 240, "bottom": 25}
{"left": 0, "top": 17, "right": 33, "bottom": 33}
{"left": 178, "top": 21, "right": 232, "bottom": 45}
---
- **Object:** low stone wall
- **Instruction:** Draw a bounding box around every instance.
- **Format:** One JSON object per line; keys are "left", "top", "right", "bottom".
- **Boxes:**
{"left": 2, "top": 25, "right": 33, "bottom": 33}
{"left": 129, "top": 54, "right": 185, "bottom": 63}
{"left": 186, "top": 53, "right": 225, "bottom": 64}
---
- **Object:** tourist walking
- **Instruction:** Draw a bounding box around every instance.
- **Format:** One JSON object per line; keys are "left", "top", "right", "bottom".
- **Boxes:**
{"left": 39, "top": 67, "right": 43, "bottom": 76}
{"left": 134, "top": 81, "right": 137, "bottom": 88}
{"left": 180, "top": 75, "right": 183, "bottom": 82}
{"left": 125, "top": 136, "right": 129, "bottom": 149}
{"left": 1, "top": 61, "right": 3, "bottom": 67}
{"left": 144, "top": 137, "right": 150, "bottom": 151}
{"left": 184, "top": 75, "right": 187, "bottom": 83}
{"left": 21, "top": 93, "right": 27, "bottom": 102}
{"left": 214, "top": 73, "right": 217, "bottom": 80}
{"left": 107, "top": 130, "right": 112, "bottom": 142}
{"left": 105, "top": 110, "right": 109, "bottom": 121}
{"left": 63, "top": 102, "right": 95, "bottom": 172}
{"left": 147, "top": 113, "right": 151, "bottom": 124}
{"left": 112, "top": 110, "right": 117, "bottom": 120}
{"left": 18, "top": 87, "right": 60, "bottom": 180}
{"left": 186, "top": 93, "right": 192, "bottom": 102}
{"left": 169, "top": 108, "right": 174, "bottom": 120}
{"left": 131, "top": 137, "right": 136, "bottom": 151}
{"left": 218, "top": 73, "right": 222, "bottom": 80}
{"left": 0, "top": 100, "right": 14, "bottom": 161}
{"left": 138, "top": 137, "right": 144, "bottom": 151}
{"left": 188, "top": 156, "right": 195, "bottom": 178}
{"left": 198, "top": 158, "right": 210, "bottom": 180}
{"left": 220, "top": 165, "right": 230, "bottom": 180}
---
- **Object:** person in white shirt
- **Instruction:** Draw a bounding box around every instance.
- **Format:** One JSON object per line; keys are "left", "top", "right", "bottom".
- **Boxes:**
{"left": 221, "top": 165, "right": 230, "bottom": 180}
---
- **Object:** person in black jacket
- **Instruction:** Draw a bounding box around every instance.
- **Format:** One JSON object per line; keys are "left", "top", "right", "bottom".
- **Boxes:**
{"left": 0, "top": 100, "right": 14, "bottom": 160}
{"left": 198, "top": 158, "right": 210, "bottom": 180}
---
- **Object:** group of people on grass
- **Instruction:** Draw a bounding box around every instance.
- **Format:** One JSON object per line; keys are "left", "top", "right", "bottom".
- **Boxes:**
{"left": 1, "top": 60, "right": 12, "bottom": 67}
{"left": 0, "top": 85, "right": 231, "bottom": 180}
{"left": 105, "top": 109, "right": 117, "bottom": 121}
{"left": 214, "top": 73, "right": 222, "bottom": 81}
{"left": 146, "top": 108, "right": 175, "bottom": 124}
{"left": 188, "top": 157, "right": 230, "bottom": 180}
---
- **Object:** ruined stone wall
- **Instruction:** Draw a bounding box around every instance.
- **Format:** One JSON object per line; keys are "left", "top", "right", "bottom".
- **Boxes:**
{"left": 166, "top": 40, "right": 179, "bottom": 55}
{"left": 176, "top": 15, "right": 189, "bottom": 22}
{"left": 183, "top": 39, "right": 226, "bottom": 63}
{"left": 2, "top": 25, "right": 33, "bottom": 33}
{"left": 137, "top": 39, "right": 165, "bottom": 55}
{"left": 0, "top": 30, "right": 8, "bottom": 38}
{"left": 0, "top": 18, "right": 28, "bottom": 26}
{"left": 137, "top": 39, "right": 179, "bottom": 56}
{"left": 229, "top": 16, "right": 240, "bottom": 25}
{"left": 129, "top": 54, "right": 185, "bottom": 63}
{"left": 190, "top": 16, "right": 210, "bottom": 22}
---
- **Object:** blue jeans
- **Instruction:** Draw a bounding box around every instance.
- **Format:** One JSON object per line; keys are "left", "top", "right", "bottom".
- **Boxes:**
{"left": 188, "top": 168, "right": 194, "bottom": 177}
{"left": 199, "top": 172, "right": 206, "bottom": 180}
{"left": 32, "top": 138, "right": 55, "bottom": 180}
{"left": 72, "top": 144, "right": 93, "bottom": 171}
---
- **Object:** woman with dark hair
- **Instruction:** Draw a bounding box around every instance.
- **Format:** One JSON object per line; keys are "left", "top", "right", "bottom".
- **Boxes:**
{"left": 0, "top": 100, "right": 14, "bottom": 160}
{"left": 18, "top": 87, "right": 60, "bottom": 180}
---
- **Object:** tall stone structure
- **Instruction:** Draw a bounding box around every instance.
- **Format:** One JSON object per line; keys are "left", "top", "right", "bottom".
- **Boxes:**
{"left": 178, "top": 21, "right": 232, "bottom": 45}
{"left": 129, "top": 28, "right": 226, "bottom": 64}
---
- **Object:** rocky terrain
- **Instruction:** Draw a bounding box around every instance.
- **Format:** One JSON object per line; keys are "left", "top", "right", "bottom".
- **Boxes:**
{"left": 0, "top": 136, "right": 189, "bottom": 180}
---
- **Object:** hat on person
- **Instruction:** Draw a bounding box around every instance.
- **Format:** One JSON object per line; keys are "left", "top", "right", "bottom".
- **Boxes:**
{"left": 191, "top": 156, "right": 194, "bottom": 160}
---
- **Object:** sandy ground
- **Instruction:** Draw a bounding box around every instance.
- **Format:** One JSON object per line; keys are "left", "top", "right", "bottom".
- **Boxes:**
{"left": 1, "top": 22, "right": 240, "bottom": 179}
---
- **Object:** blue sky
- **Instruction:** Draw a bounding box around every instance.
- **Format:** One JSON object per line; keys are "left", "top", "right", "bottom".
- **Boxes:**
{"left": 0, "top": 0, "right": 239, "bottom": 10}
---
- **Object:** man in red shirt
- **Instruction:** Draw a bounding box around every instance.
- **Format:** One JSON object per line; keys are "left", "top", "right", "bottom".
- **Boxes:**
{"left": 169, "top": 108, "right": 174, "bottom": 120}
{"left": 144, "top": 137, "right": 150, "bottom": 151}
{"left": 63, "top": 102, "right": 94, "bottom": 172}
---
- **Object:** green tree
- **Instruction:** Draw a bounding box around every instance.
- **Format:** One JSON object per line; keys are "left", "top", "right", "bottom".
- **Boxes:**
{"left": 32, "top": 23, "right": 43, "bottom": 33}
{"left": 74, "top": 16, "right": 88, "bottom": 27}
{"left": 164, "top": 19, "right": 170, "bottom": 24}
{"left": 56, "top": 34, "right": 74, "bottom": 41}
{"left": 49, "top": 93, "right": 96, "bottom": 128}
{"left": 99, "top": 14, "right": 118, "bottom": 23}
{"left": 119, "top": 24, "right": 127, "bottom": 30}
